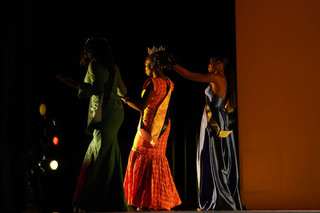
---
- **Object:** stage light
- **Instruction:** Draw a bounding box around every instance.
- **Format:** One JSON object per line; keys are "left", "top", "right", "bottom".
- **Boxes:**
{"left": 51, "top": 118, "right": 60, "bottom": 130}
{"left": 39, "top": 103, "right": 47, "bottom": 116}
{"left": 52, "top": 136, "right": 59, "bottom": 145}
{"left": 49, "top": 160, "right": 58, "bottom": 170}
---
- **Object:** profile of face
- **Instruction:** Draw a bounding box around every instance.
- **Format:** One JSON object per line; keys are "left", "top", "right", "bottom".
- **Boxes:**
{"left": 217, "top": 60, "right": 225, "bottom": 73}
{"left": 208, "top": 57, "right": 218, "bottom": 73}
{"left": 145, "top": 59, "right": 154, "bottom": 77}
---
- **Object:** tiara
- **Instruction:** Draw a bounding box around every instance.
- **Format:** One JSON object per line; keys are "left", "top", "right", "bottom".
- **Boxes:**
{"left": 147, "top": 46, "right": 166, "bottom": 55}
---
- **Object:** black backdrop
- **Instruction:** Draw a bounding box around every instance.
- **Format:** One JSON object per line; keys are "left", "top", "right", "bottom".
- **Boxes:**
{"left": 2, "top": 1, "right": 236, "bottom": 212}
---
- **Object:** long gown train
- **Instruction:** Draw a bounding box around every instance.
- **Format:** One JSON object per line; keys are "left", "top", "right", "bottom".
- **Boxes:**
{"left": 197, "top": 85, "right": 242, "bottom": 210}
{"left": 123, "top": 78, "right": 181, "bottom": 211}
{"left": 73, "top": 63, "right": 131, "bottom": 212}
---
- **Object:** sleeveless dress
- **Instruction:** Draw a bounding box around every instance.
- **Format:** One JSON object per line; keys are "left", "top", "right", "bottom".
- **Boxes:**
{"left": 73, "top": 62, "right": 131, "bottom": 211}
{"left": 123, "top": 77, "right": 181, "bottom": 211}
{"left": 197, "top": 85, "right": 242, "bottom": 210}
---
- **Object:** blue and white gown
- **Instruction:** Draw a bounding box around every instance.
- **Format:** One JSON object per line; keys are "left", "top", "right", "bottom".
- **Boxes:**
{"left": 197, "top": 85, "right": 242, "bottom": 210}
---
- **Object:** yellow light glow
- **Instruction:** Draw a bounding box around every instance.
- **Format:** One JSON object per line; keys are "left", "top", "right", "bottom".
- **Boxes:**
{"left": 39, "top": 103, "right": 47, "bottom": 116}
{"left": 50, "top": 160, "right": 58, "bottom": 170}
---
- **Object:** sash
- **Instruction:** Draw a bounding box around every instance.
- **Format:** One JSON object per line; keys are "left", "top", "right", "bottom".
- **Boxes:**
{"left": 205, "top": 97, "right": 232, "bottom": 138}
{"left": 133, "top": 79, "right": 172, "bottom": 150}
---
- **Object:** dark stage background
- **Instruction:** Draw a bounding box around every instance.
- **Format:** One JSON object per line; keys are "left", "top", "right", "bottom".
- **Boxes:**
{"left": 2, "top": 1, "right": 236, "bottom": 212}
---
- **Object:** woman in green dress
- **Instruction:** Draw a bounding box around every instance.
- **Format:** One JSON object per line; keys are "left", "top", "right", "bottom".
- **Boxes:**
{"left": 72, "top": 38, "right": 131, "bottom": 212}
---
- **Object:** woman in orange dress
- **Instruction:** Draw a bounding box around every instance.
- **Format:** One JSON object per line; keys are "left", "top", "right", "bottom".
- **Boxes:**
{"left": 122, "top": 46, "right": 181, "bottom": 211}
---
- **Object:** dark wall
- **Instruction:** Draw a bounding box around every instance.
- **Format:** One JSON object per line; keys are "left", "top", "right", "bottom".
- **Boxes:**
{"left": 2, "top": 1, "right": 236, "bottom": 212}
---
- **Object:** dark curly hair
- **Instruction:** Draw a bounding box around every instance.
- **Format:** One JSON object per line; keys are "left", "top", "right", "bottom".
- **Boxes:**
{"left": 146, "top": 50, "right": 175, "bottom": 71}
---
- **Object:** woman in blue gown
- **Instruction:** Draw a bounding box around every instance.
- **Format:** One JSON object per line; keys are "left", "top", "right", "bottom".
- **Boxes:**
{"left": 173, "top": 57, "right": 242, "bottom": 210}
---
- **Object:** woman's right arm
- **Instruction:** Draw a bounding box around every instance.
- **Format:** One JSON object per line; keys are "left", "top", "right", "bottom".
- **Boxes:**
{"left": 173, "top": 64, "right": 218, "bottom": 83}
{"left": 122, "top": 82, "right": 154, "bottom": 112}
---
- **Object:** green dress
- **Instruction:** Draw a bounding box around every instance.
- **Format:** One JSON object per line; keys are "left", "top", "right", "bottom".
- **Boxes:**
{"left": 73, "top": 62, "right": 131, "bottom": 211}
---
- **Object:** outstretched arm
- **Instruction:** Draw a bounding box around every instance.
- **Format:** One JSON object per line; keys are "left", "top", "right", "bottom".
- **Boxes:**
{"left": 56, "top": 74, "right": 79, "bottom": 89}
{"left": 122, "top": 82, "right": 154, "bottom": 112}
{"left": 173, "top": 64, "right": 218, "bottom": 83}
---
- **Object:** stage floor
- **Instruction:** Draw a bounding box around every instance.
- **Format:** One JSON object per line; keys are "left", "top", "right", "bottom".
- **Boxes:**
{"left": 101, "top": 211, "right": 320, "bottom": 213}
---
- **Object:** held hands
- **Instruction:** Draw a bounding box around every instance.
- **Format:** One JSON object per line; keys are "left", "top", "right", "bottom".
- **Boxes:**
{"left": 56, "top": 74, "right": 79, "bottom": 89}
{"left": 121, "top": 97, "right": 129, "bottom": 105}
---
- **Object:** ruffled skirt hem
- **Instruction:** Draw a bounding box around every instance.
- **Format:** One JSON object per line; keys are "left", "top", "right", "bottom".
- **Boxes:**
{"left": 124, "top": 150, "right": 181, "bottom": 210}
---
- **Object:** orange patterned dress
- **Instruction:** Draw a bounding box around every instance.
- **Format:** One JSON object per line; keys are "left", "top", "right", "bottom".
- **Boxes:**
{"left": 123, "top": 77, "right": 181, "bottom": 211}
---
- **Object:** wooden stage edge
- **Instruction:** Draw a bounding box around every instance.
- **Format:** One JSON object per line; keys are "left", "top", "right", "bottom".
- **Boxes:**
{"left": 101, "top": 210, "right": 320, "bottom": 213}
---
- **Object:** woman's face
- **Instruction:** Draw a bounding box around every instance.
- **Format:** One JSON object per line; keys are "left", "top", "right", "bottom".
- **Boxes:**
{"left": 217, "top": 60, "right": 225, "bottom": 72}
{"left": 208, "top": 57, "right": 218, "bottom": 73}
{"left": 145, "top": 59, "right": 153, "bottom": 77}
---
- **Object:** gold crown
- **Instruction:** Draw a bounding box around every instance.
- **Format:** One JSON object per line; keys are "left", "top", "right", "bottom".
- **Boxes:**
{"left": 147, "top": 46, "right": 166, "bottom": 55}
